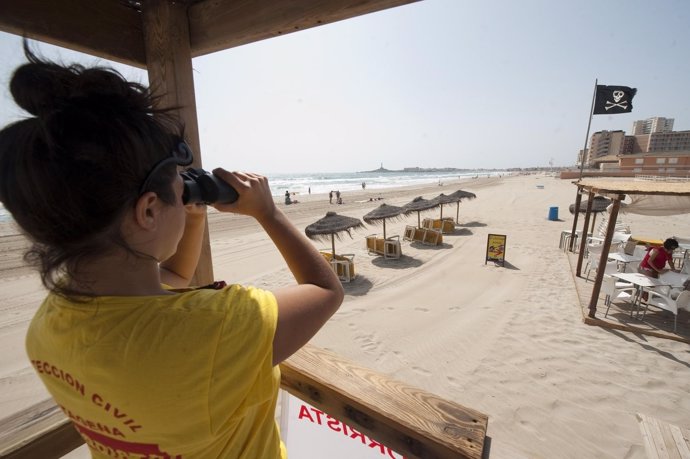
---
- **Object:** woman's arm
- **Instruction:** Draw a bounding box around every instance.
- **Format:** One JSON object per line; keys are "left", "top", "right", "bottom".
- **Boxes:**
{"left": 212, "top": 169, "right": 344, "bottom": 365}
{"left": 160, "top": 205, "right": 207, "bottom": 287}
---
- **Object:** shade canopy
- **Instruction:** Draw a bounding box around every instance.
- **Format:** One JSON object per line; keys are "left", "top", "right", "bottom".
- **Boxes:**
{"left": 432, "top": 193, "right": 457, "bottom": 206}
{"left": 402, "top": 196, "right": 439, "bottom": 213}
{"left": 305, "top": 212, "right": 364, "bottom": 240}
{"left": 305, "top": 211, "right": 364, "bottom": 257}
{"left": 363, "top": 203, "right": 404, "bottom": 240}
{"left": 402, "top": 196, "right": 440, "bottom": 228}
{"left": 363, "top": 203, "right": 404, "bottom": 222}
{"left": 447, "top": 189, "right": 477, "bottom": 201}
{"left": 445, "top": 189, "right": 477, "bottom": 222}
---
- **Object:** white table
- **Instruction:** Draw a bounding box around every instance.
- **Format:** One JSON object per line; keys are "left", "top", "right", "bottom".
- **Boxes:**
{"left": 610, "top": 272, "right": 688, "bottom": 318}
{"left": 607, "top": 252, "right": 644, "bottom": 272}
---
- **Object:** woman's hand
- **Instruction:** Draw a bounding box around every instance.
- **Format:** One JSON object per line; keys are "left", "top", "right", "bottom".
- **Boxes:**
{"left": 211, "top": 169, "right": 277, "bottom": 222}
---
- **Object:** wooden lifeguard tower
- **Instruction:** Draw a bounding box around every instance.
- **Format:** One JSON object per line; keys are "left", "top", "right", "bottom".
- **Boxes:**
{"left": 0, "top": 1, "right": 489, "bottom": 457}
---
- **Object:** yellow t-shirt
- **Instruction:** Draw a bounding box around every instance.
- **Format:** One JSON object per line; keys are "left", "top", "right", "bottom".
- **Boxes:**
{"left": 26, "top": 284, "right": 287, "bottom": 458}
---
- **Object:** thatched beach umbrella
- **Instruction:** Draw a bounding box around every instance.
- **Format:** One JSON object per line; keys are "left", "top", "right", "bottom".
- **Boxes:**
{"left": 569, "top": 196, "right": 611, "bottom": 214}
{"left": 447, "top": 189, "right": 477, "bottom": 222}
{"left": 569, "top": 196, "right": 611, "bottom": 233}
{"left": 305, "top": 211, "right": 364, "bottom": 258}
{"left": 401, "top": 196, "right": 440, "bottom": 228}
{"left": 362, "top": 203, "right": 404, "bottom": 240}
{"left": 431, "top": 193, "right": 457, "bottom": 220}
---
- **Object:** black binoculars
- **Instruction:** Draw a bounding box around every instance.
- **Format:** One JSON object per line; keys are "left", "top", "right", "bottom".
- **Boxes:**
{"left": 181, "top": 168, "right": 238, "bottom": 205}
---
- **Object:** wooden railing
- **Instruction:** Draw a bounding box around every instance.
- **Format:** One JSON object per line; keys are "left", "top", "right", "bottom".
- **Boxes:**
{"left": 0, "top": 345, "right": 488, "bottom": 458}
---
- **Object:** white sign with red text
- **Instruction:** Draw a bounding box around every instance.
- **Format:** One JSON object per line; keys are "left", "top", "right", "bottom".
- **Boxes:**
{"left": 279, "top": 391, "right": 406, "bottom": 459}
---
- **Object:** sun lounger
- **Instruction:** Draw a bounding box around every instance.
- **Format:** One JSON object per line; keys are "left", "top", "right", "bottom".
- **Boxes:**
{"left": 402, "top": 225, "right": 442, "bottom": 246}
{"left": 422, "top": 217, "right": 455, "bottom": 234}
{"left": 366, "top": 234, "right": 402, "bottom": 259}
{"left": 320, "top": 251, "right": 356, "bottom": 282}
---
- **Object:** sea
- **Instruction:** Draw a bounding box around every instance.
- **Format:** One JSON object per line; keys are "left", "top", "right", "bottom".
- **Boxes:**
{"left": 0, "top": 169, "right": 505, "bottom": 223}
{"left": 267, "top": 169, "right": 505, "bottom": 197}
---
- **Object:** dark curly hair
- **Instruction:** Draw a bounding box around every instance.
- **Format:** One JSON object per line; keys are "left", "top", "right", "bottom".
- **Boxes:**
{"left": 0, "top": 41, "right": 184, "bottom": 296}
{"left": 663, "top": 238, "right": 679, "bottom": 251}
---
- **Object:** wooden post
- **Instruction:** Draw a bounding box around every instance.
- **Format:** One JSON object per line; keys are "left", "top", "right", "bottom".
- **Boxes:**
{"left": 588, "top": 196, "right": 623, "bottom": 318}
{"left": 576, "top": 191, "right": 594, "bottom": 277}
{"left": 568, "top": 186, "right": 582, "bottom": 252}
{"left": 141, "top": 0, "right": 214, "bottom": 285}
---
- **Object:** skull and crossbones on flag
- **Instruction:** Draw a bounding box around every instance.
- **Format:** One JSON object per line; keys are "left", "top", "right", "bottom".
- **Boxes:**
{"left": 593, "top": 85, "right": 637, "bottom": 115}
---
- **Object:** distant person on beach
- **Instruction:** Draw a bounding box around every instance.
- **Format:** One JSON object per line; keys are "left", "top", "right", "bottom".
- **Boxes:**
{"left": 285, "top": 190, "right": 292, "bottom": 205}
{"left": 329, "top": 190, "right": 333, "bottom": 204}
{"left": 362, "top": 182, "right": 366, "bottom": 190}
{"left": 638, "top": 238, "right": 679, "bottom": 278}
{"left": 336, "top": 190, "right": 341, "bottom": 201}
{"left": 0, "top": 44, "right": 343, "bottom": 458}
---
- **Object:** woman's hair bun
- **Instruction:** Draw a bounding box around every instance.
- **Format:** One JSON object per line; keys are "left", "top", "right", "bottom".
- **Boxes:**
{"left": 9, "top": 41, "right": 150, "bottom": 119}
{"left": 10, "top": 44, "right": 76, "bottom": 118}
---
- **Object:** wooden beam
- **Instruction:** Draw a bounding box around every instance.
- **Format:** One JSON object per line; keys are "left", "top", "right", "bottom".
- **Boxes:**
{"left": 587, "top": 197, "right": 623, "bottom": 318}
{"left": 568, "top": 186, "right": 582, "bottom": 252}
{"left": 576, "top": 192, "right": 595, "bottom": 277}
{"left": 1, "top": 345, "right": 488, "bottom": 458}
{"left": 0, "top": 399, "right": 82, "bottom": 458}
{"left": 188, "top": 0, "right": 421, "bottom": 58}
{"left": 280, "top": 344, "right": 488, "bottom": 459}
{"left": 0, "top": 0, "right": 146, "bottom": 68}
{"left": 142, "top": 0, "right": 214, "bottom": 286}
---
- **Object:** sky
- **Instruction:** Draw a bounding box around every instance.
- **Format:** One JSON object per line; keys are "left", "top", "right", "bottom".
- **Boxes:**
{"left": 1, "top": 0, "right": 689, "bottom": 174}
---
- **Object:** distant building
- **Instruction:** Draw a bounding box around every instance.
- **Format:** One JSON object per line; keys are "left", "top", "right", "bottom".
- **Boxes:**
{"left": 580, "top": 116, "right": 690, "bottom": 174}
{"left": 619, "top": 150, "right": 690, "bottom": 174}
{"left": 631, "top": 116, "right": 674, "bottom": 135}
{"left": 585, "top": 130, "right": 626, "bottom": 166}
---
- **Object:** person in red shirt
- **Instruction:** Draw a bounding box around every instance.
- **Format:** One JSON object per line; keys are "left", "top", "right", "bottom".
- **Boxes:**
{"left": 638, "top": 238, "right": 679, "bottom": 278}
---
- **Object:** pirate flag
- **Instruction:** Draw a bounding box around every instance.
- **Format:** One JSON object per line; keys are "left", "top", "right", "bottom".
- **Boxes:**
{"left": 593, "top": 85, "right": 637, "bottom": 114}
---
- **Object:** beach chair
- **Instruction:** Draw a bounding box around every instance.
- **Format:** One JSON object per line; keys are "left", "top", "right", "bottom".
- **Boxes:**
{"left": 422, "top": 228, "right": 442, "bottom": 246}
{"left": 602, "top": 275, "right": 635, "bottom": 318}
{"left": 384, "top": 235, "right": 401, "bottom": 259}
{"left": 423, "top": 217, "right": 455, "bottom": 234}
{"left": 640, "top": 289, "right": 690, "bottom": 332}
{"left": 366, "top": 234, "right": 402, "bottom": 259}
{"left": 403, "top": 225, "right": 417, "bottom": 242}
{"left": 320, "top": 252, "right": 356, "bottom": 282}
{"left": 366, "top": 234, "right": 383, "bottom": 255}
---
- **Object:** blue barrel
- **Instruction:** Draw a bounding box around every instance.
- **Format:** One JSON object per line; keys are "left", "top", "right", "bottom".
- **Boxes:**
{"left": 548, "top": 206, "right": 558, "bottom": 221}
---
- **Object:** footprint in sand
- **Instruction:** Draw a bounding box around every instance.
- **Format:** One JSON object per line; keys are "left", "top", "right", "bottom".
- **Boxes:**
{"left": 354, "top": 332, "right": 380, "bottom": 352}
{"left": 411, "top": 366, "right": 431, "bottom": 377}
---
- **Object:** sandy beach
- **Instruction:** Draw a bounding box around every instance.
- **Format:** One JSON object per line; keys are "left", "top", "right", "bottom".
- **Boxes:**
{"left": 2, "top": 173, "right": 690, "bottom": 458}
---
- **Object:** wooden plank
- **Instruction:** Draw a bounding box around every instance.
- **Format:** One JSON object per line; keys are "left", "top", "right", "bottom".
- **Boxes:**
{"left": 660, "top": 418, "right": 683, "bottom": 459}
{"left": 0, "top": 399, "right": 83, "bottom": 458}
{"left": 638, "top": 413, "right": 690, "bottom": 459}
{"left": 188, "top": 0, "right": 421, "bottom": 58}
{"left": 142, "top": 0, "right": 214, "bottom": 286}
{"left": 638, "top": 414, "right": 659, "bottom": 459}
{"left": 0, "top": 0, "right": 146, "bottom": 68}
{"left": 280, "top": 344, "right": 488, "bottom": 459}
{"left": 669, "top": 424, "right": 690, "bottom": 459}
{"left": 2, "top": 345, "right": 488, "bottom": 458}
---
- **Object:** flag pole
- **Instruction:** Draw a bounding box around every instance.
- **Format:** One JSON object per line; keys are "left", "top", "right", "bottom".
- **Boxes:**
{"left": 579, "top": 79, "right": 598, "bottom": 179}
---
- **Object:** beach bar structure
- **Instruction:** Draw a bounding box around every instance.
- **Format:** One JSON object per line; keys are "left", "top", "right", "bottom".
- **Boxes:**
{"left": 569, "top": 178, "right": 690, "bottom": 323}
{"left": 0, "top": 1, "right": 489, "bottom": 457}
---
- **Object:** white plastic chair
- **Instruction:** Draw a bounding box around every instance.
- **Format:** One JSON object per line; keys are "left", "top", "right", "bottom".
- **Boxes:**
{"left": 602, "top": 275, "right": 635, "bottom": 318}
{"left": 584, "top": 243, "right": 613, "bottom": 280}
{"left": 641, "top": 289, "right": 690, "bottom": 332}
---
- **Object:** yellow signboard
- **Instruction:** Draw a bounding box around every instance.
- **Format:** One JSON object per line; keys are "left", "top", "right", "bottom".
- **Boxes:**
{"left": 486, "top": 234, "right": 507, "bottom": 266}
